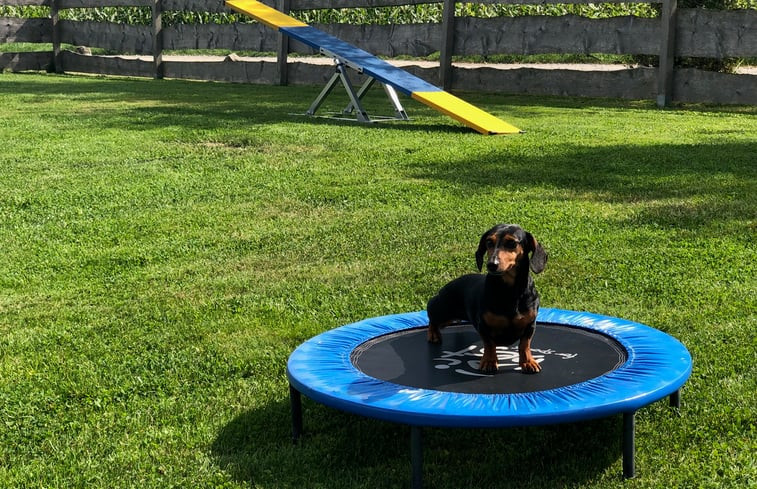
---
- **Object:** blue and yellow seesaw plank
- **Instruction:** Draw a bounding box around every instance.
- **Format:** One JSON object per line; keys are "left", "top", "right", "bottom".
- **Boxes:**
{"left": 225, "top": 0, "right": 521, "bottom": 135}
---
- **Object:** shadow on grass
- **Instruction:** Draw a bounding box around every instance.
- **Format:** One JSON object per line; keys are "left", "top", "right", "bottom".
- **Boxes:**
{"left": 211, "top": 397, "right": 623, "bottom": 488}
{"left": 5, "top": 75, "right": 754, "bottom": 232}
{"left": 0, "top": 74, "right": 469, "bottom": 133}
{"left": 4, "top": 74, "right": 755, "bottom": 136}
{"left": 406, "top": 140, "right": 756, "bottom": 231}
{"left": 5, "top": 72, "right": 756, "bottom": 113}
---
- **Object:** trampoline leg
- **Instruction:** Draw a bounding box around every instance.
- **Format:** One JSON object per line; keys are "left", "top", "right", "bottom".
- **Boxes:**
{"left": 290, "top": 384, "right": 303, "bottom": 443}
{"left": 623, "top": 411, "right": 636, "bottom": 479}
{"left": 670, "top": 389, "right": 681, "bottom": 409}
{"left": 411, "top": 426, "right": 423, "bottom": 489}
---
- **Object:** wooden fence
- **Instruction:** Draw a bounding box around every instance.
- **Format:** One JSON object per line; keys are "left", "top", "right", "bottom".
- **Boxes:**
{"left": 1, "top": 0, "right": 756, "bottom": 105}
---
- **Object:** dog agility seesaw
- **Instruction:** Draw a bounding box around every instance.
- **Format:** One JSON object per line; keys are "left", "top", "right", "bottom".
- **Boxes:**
{"left": 225, "top": 0, "right": 522, "bottom": 135}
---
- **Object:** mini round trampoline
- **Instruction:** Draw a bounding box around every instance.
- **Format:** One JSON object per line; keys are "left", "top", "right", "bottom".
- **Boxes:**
{"left": 287, "top": 308, "right": 692, "bottom": 486}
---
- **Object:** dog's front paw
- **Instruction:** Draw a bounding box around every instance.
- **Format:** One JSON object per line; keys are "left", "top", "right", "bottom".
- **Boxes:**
{"left": 478, "top": 358, "right": 499, "bottom": 373}
{"left": 479, "top": 345, "right": 498, "bottom": 373}
{"left": 427, "top": 325, "right": 442, "bottom": 344}
{"left": 519, "top": 359, "right": 542, "bottom": 373}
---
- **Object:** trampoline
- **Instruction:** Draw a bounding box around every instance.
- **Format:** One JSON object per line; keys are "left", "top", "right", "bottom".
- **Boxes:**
{"left": 287, "top": 308, "right": 692, "bottom": 486}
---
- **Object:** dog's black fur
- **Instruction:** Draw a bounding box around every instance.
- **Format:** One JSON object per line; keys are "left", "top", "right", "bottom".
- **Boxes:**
{"left": 426, "top": 224, "right": 547, "bottom": 373}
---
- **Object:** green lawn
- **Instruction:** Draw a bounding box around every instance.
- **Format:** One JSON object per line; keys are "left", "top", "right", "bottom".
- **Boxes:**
{"left": 0, "top": 72, "right": 755, "bottom": 488}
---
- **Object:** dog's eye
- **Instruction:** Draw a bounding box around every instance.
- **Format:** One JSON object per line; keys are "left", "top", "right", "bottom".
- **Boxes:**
{"left": 502, "top": 239, "right": 519, "bottom": 250}
{"left": 486, "top": 240, "right": 496, "bottom": 249}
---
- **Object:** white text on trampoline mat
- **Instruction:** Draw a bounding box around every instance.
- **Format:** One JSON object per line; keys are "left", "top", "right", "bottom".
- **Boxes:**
{"left": 433, "top": 345, "right": 577, "bottom": 377}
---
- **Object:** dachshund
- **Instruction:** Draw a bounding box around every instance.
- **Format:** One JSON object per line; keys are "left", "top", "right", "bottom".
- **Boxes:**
{"left": 426, "top": 224, "right": 548, "bottom": 373}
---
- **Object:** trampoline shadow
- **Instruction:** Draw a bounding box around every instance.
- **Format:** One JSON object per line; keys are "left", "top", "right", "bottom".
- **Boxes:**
{"left": 210, "top": 398, "right": 411, "bottom": 487}
{"left": 211, "top": 397, "right": 622, "bottom": 488}
{"left": 210, "top": 400, "right": 290, "bottom": 485}
{"left": 423, "top": 417, "right": 623, "bottom": 487}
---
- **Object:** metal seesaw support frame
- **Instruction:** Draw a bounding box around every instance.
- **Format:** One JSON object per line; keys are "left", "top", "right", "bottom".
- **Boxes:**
{"left": 305, "top": 52, "right": 409, "bottom": 123}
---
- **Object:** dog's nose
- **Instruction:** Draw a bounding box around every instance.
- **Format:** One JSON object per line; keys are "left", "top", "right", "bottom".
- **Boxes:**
{"left": 486, "top": 261, "right": 499, "bottom": 273}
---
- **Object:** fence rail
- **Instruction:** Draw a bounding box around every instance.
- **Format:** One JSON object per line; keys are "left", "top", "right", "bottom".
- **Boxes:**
{"left": 1, "top": 0, "right": 756, "bottom": 105}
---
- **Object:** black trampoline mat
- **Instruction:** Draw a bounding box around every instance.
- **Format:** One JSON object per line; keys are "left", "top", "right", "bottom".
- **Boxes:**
{"left": 350, "top": 323, "right": 628, "bottom": 394}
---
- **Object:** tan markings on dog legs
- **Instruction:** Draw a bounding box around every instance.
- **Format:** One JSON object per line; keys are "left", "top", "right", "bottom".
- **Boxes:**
{"left": 518, "top": 335, "right": 541, "bottom": 373}
{"left": 479, "top": 341, "right": 499, "bottom": 373}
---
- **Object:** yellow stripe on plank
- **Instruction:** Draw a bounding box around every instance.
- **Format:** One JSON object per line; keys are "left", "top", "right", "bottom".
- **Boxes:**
{"left": 225, "top": 0, "right": 307, "bottom": 29}
{"left": 412, "top": 91, "right": 521, "bottom": 135}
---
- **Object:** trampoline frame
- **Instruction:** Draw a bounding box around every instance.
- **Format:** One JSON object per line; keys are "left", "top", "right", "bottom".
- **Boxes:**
{"left": 287, "top": 308, "right": 692, "bottom": 486}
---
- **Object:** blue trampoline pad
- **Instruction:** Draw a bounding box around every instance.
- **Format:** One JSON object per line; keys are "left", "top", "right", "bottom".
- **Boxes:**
{"left": 287, "top": 308, "right": 692, "bottom": 428}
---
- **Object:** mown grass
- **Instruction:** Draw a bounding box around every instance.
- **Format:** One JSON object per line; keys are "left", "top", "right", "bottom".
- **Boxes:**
{"left": 0, "top": 72, "right": 755, "bottom": 488}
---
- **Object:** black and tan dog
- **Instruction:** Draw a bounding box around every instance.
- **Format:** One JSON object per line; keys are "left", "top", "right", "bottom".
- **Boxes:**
{"left": 427, "top": 224, "right": 548, "bottom": 373}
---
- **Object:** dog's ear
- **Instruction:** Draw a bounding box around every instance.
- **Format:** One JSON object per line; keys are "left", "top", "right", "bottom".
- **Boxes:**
{"left": 526, "top": 232, "right": 548, "bottom": 274}
{"left": 476, "top": 227, "right": 495, "bottom": 271}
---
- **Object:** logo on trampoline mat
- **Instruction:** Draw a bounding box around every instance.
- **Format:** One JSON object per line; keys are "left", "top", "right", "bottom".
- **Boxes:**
{"left": 433, "top": 345, "right": 578, "bottom": 377}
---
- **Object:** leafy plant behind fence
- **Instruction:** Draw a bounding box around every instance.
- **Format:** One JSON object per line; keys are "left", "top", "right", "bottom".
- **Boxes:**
{"left": 0, "top": 2, "right": 663, "bottom": 25}
{"left": 1, "top": 1, "right": 755, "bottom": 71}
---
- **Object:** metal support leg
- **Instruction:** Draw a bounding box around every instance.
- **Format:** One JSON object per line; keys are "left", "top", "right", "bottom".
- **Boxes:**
{"left": 305, "top": 72, "right": 339, "bottom": 115}
{"left": 411, "top": 426, "right": 423, "bottom": 489}
{"left": 670, "top": 389, "right": 681, "bottom": 409}
{"left": 306, "top": 61, "right": 370, "bottom": 122}
{"left": 343, "top": 77, "right": 376, "bottom": 115}
{"left": 290, "top": 384, "right": 303, "bottom": 443}
{"left": 343, "top": 78, "right": 408, "bottom": 121}
{"left": 382, "top": 83, "right": 409, "bottom": 120}
{"left": 306, "top": 58, "right": 409, "bottom": 124}
{"left": 623, "top": 412, "right": 636, "bottom": 479}
{"left": 335, "top": 63, "right": 370, "bottom": 122}
{"left": 306, "top": 70, "right": 342, "bottom": 117}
